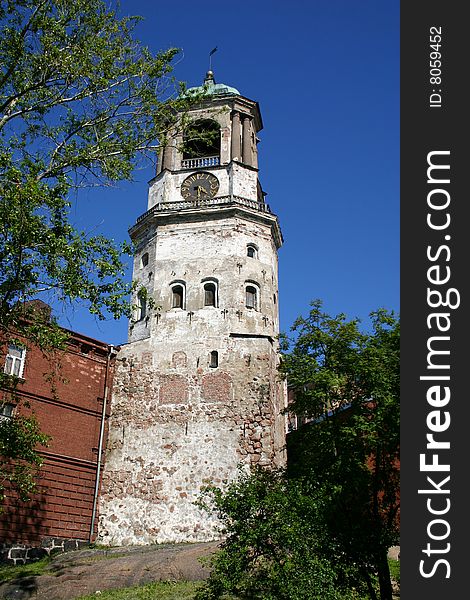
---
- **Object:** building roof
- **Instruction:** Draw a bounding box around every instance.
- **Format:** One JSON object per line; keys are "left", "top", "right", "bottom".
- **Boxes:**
{"left": 184, "top": 71, "right": 240, "bottom": 97}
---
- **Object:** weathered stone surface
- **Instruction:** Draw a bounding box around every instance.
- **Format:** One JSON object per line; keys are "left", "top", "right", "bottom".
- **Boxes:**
{"left": 98, "top": 87, "right": 286, "bottom": 546}
{"left": 0, "top": 542, "right": 218, "bottom": 600}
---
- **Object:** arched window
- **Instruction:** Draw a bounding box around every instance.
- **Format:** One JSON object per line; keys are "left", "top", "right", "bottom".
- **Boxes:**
{"left": 210, "top": 351, "right": 219, "bottom": 368}
{"left": 245, "top": 285, "right": 258, "bottom": 310}
{"left": 171, "top": 283, "right": 185, "bottom": 309}
{"left": 137, "top": 292, "right": 147, "bottom": 320}
{"left": 183, "top": 119, "right": 220, "bottom": 160}
{"left": 247, "top": 244, "right": 258, "bottom": 259}
{"left": 141, "top": 252, "right": 149, "bottom": 267}
{"left": 204, "top": 282, "right": 217, "bottom": 307}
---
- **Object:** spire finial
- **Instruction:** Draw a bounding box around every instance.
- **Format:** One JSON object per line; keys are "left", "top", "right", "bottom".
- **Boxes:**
{"left": 204, "top": 70, "right": 214, "bottom": 85}
{"left": 208, "top": 46, "right": 217, "bottom": 73}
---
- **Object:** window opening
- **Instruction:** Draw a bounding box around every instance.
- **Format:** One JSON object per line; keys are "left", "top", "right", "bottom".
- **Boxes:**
{"left": 204, "top": 282, "right": 217, "bottom": 307}
{"left": 183, "top": 119, "right": 220, "bottom": 159}
{"left": 247, "top": 244, "right": 258, "bottom": 259}
{"left": 141, "top": 253, "right": 149, "bottom": 267}
{"left": 4, "top": 345, "right": 26, "bottom": 378}
{"left": 0, "top": 402, "right": 15, "bottom": 421}
{"left": 210, "top": 351, "right": 219, "bottom": 368}
{"left": 246, "top": 286, "right": 257, "bottom": 310}
{"left": 172, "top": 285, "right": 184, "bottom": 309}
{"left": 137, "top": 294, "right": 147, "bottom": 320}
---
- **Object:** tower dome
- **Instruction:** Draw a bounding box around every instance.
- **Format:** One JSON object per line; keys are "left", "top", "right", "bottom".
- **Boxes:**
{"left": 184, "top": 70, "right": 241, "bottom": 97}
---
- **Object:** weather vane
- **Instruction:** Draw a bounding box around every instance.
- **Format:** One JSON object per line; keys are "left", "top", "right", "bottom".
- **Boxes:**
{"left": 209, "top": 47, "right": 218, "bottom": 71}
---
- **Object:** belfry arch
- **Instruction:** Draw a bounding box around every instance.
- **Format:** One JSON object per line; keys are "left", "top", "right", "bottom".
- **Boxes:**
{"left": 182, "top": 119, "right": 221, "bottom": 165}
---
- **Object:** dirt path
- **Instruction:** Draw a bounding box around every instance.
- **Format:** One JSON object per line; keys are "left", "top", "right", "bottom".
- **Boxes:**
{"left": 0, "top": 541, "right": 219, "bottom": 600}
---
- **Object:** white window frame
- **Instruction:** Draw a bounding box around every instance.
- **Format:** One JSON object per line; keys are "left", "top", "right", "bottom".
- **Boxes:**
{"left": 202, "top": 278, "right": 219, "bottom": 308}
{"left": 170, "top": 281, "right": 186, "bottom": 310}
{"left": 4, "top": 344, "right": 26, "bottom": 378}
{"left": 246, "top": 243, "right": 258, "bottom": 259}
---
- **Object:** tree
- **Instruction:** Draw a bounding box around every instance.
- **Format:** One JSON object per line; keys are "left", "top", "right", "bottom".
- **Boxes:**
{"left": 198, "top": 301, "right": 399, "bottom": 600}
{"left": 281, "top": 301, "right": 400, "bottom": 600}
{"left": 0, "top": 0, "right": 197, "bottom": 502}
{"left": 0, "top": 393, "right": 50, "bottom": 505}
{"left": 197, "top": 467, "right": 366, "bottom": 600}
{"left": 0, "top": 0, "right": 197, "bottom": 343}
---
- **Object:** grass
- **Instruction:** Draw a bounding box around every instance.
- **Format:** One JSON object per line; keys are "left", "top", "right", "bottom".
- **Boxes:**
{"left": 388, "top": 557, "right": 400, "bottom": 584}
{"left": 76, "top": 580, "right": 204, "bottom": 600}
{"left": 0, "top": 556, "right": 52, "bottom": 582}
{"left": 0, "top": 554, "right": 400, "bottom": 600}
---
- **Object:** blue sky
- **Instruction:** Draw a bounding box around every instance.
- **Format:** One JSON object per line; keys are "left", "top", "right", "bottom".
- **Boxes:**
{"left": 64, "top": 0, "right": 399, "bottom": 345}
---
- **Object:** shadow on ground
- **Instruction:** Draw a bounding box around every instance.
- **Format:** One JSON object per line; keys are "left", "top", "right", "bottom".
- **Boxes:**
{"left": 0, "top": 541, "right": 219, "bottom": 600}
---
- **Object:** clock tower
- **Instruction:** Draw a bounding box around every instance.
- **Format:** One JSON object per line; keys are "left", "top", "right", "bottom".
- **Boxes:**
{"left": 98, "top": 72, "right": 286, "bottom": 545}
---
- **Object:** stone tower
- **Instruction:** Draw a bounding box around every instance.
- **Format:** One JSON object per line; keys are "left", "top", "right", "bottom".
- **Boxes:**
{"left": 98, "top": 72, "right": 286, "bottom": 545}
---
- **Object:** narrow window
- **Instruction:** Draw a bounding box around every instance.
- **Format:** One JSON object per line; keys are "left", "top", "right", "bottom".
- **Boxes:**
{"left": 247, "top": 244, "right": 257, "bottom": 259}
{"left": 204, "top": 282, "right": 217, "bottom": 307}
{"left": 141, "top": 252, "right": 149, "bottom": 267}
{"left": 210, "top": 351, "right": 218, "bottom": 368}
{"left": 172, "top": 285, "right": 184, "bottom": 309}
{"left": 137, "top": 294, "right": 147, "bottom": 320}
{"left": 4, "top": 345, "right": 26, "bottom": 378}
{"left": 246, "top": 286, "right": 257, "bottom": 310}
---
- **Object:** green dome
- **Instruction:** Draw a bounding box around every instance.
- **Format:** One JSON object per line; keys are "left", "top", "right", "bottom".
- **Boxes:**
{"left": 184, "top": 71, "right": 240, "bottom": 97}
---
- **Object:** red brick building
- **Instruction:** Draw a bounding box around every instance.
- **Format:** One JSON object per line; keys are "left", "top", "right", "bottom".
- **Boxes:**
{"left": 0, "top": 313, "right": 116, "bottom": 561}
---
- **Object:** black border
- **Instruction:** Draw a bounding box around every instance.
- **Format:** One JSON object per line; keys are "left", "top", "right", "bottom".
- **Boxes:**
{"left": 401, "top": 3, "right": 467, "bottom": 597}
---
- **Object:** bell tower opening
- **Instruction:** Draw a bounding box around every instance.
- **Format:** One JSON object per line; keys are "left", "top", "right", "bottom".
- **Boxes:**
{"left": 182, "top": 119, "right": 220, "bottom": 169}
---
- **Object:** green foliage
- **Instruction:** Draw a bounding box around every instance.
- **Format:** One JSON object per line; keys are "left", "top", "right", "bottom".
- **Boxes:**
{"left": 0, "top": 399, "right": 50, "bottom": 503}
{"left": 0, "top": 555, "right": 52, "bottom": 582}
{"left": 198, "top": 302, "right": 399, "bottom": 600}
{"left": 75, "top": 580, "right": 204, "bottom": 600}
{"left": 387, "top": 559, "right": 400, "bottom": 585}
{"left": 0, "top": 0, "right": 202, "bottom": 507}
{"left": 197, "top": 468, "right": 367, "bottom": 600}
{"left": 281, "top": 301, "right": 400, "bottom": 600}
{"left": 0, "top": 0, "right": 198, "bottom": 339}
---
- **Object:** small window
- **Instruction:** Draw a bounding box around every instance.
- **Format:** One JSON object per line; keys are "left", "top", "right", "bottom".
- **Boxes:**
{"left": 246, "top": 286, "right": 258, "bottom": 310}
{"left": 0, "top": 402, "right": 15, "bottom": 420}
{"left": 4, "top": 345, "right": 26, "bottom": 378}
{"left": 204, "top": 282, "right": 217, "bottom": 307}
{"left": 171, "top": 284, "right": 185, "bottom": 309}
{"left": 141, "top": 253, "right": 149, "bottom": 267}
{"left": 210, "top": 351, "right": 218, "bottom": 368}
{"left": 137, "top": 293, "right": 147, "bottom": 320}
{"left": 247, "top": 244, "right": 258, "bottom": 259}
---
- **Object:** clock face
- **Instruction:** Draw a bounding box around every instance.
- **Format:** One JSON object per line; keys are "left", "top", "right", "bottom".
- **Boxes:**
{"left": 180, "top": 172, "right": 219, "bottom": 200}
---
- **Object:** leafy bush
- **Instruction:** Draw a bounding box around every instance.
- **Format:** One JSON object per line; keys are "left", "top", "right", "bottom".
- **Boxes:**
{"left": 196, "top": 468, "right": 367, "bottom": 600}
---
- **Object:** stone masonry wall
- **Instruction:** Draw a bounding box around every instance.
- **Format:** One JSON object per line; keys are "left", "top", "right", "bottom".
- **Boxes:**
{"left": 98, "top": 336, "right": 284, "bottom": 545}
{"left": 98, "top": 210, "right": 285, "bottom": 546}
